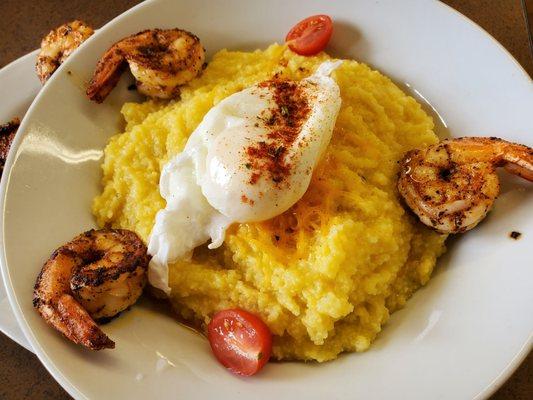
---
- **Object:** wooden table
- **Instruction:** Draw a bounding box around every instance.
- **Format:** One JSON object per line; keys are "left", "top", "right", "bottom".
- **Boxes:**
{"left": 0, "top": 1, "right": 531, "bottom": 398}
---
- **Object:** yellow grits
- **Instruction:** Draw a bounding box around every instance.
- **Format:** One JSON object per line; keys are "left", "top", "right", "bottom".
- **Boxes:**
{"left": 93, "top": 44, "right": 447, "bottom": 362}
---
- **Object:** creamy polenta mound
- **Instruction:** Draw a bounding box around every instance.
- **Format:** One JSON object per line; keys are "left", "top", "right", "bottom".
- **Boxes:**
{"left": 93, "top": 44, "right": 447, "bottom": 361}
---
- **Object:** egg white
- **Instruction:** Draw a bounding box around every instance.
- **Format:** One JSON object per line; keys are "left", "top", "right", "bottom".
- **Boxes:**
{"left": 148, "top": 60, "right": 342, "bottom": 293}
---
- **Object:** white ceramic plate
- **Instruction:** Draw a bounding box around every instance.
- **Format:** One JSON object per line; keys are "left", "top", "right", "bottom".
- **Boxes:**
{"left": 1, "top": 0, "right": 532, "bottom": 399}
{"left": 0, "top": 50, "right": 40, "bottom": 352}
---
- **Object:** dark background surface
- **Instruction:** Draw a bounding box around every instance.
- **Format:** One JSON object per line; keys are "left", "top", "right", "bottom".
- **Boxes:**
{"left": 0, "top": 0, "right": 531, "bottom": 399}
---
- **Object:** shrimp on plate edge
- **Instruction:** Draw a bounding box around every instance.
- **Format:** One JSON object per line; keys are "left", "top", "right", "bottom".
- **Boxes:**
{"left": 398, "top": 136, "right": 533, "bottom": 234}
{"left": 33, "top": 229, "right": 149, "bottom": 350}
{"left": 36, "top": 20, "right": 94, "bottom": 84}
{"left": 86, "top": 28, "right": 205, "bottom": 103}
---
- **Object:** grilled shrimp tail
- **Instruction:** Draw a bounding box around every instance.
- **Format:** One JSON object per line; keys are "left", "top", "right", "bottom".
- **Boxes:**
{"left": 502, "top": 144, "right": 533, "bottom": 181}
{"left": 33, "top": 249, "right": 115, "bottom": 350}
{"left": 40, "top": 294, "right": 115, "bottom": 350}
{"left": 86, "top": 48, "right": 128, "bottom": 103}
{"left": 504, "top": 163, "right": 533, "bottom": 181}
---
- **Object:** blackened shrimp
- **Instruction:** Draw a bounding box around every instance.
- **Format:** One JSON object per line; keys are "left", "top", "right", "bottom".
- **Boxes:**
{"left": 0, "top": 118, "right": 19, "bottom": 176}
{"left": 36, "top": 20, "right": 94, "bottom": 84}
{"left": 33, "top": 229, "right": 149, "bottom": 350}
{"left": 86, "top": 28, "right": 205, "bottom": 102}
{"left": 398, "top": 137, "right": 533, "bottom": 233}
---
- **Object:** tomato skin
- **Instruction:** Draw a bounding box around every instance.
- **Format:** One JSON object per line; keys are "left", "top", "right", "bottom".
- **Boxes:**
{"left": 285, "top": 14, "right": 333, "bottom": 56}
{"left": 207, "top": 308, "right": 272, "bottom": 376}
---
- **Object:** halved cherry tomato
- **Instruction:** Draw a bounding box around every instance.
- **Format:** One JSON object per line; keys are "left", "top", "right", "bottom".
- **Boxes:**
{"left": 285, "top": 15, "right": 333, "bottom": 56}
{"left": 207, "top": 308, "right": 272, "bottom": 376}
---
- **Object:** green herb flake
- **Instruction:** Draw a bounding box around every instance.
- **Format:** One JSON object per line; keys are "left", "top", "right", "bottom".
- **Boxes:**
{"left": 257, "top": 352, "right": 263, "bottom": 360}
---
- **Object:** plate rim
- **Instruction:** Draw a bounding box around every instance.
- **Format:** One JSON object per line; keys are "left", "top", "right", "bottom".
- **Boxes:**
{"left": 436, "top": 1, "right": 531, "bottom": 83}
{"left": 0, "top": 49, "right": 40, "bottom": 351}
{"left": 0, "top": 1, "right": 156, "bottom": 398}
{"left": 0, "top": 1, "right": 531, "bottom": 399}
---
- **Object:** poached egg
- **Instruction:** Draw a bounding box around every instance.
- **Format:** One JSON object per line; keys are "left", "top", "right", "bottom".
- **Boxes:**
{"left": 148, "top": 60, "right": 342, "bottom": 293}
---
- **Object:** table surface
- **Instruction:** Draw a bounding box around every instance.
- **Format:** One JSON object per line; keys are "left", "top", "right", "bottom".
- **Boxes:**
{"left": 0, "top": 0, "right": 531, "bottom": 399}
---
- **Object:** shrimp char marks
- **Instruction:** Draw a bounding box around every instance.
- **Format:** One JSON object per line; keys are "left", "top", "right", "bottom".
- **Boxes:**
{"left": 86, "top": 28, "right": 205, "bottom": 102}
{"left": 398, "top": 137, "right": 533, "bottom": 233}
{"left": 36, "top": 20, "right": 94, "bottom": 84}
{"left": 33, "top": 229, "right": 149, "bottom": 350}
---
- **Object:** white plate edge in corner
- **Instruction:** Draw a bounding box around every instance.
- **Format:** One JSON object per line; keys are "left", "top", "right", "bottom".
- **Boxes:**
{"left": 0, "top": 50, "right": 41, "bottom": 352}
{"left": 0, "top": 2, "right": 154, "bottom": 399}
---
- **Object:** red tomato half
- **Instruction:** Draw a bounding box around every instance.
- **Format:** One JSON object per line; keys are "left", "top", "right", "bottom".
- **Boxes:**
{"left": 285, "top": 14, "right": 333, "bottom": 56}
{"left": 207, "top": 309, "right": 272, "bottom": 376}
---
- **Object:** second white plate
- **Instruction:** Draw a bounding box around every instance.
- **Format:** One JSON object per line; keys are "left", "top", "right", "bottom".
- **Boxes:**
{"left": 0, "top": 50, "right": 40, "bottom": 352}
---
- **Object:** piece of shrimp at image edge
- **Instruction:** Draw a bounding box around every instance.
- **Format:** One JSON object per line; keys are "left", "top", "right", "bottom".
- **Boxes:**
{"left": 398, "top": 137, "right": 533, "bottom": 234}
{"left": 36, "top": 20, "right": 94, "bottom": 84}
{"left": 33, "top": 229, "right": 149, "bottom": 350}
{"left": 86, "top": 28, "right": 205, "bottom": 103}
